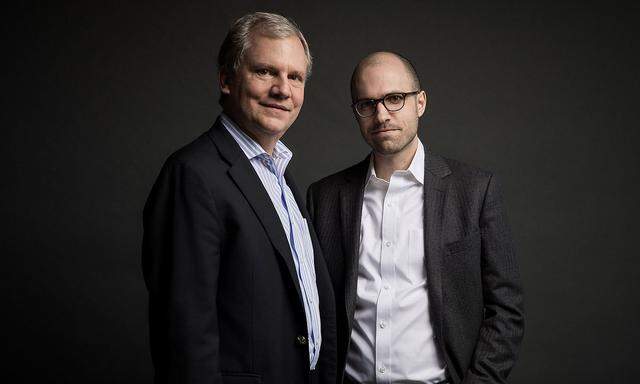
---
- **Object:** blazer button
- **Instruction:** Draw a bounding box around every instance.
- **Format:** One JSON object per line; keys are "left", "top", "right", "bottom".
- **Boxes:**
{"left": 296, "top": 335, "right": 307, "bottom": 346}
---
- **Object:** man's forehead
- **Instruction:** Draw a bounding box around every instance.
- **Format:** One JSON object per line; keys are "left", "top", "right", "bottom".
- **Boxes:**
{"left": 244, "top": 34, "right": 306, "bottom": 66}
{"left": 356, "top": 62, "right": 414, "bottom": 94}
{"left": 360, "top": 55, "right": 410, "bottom": 77}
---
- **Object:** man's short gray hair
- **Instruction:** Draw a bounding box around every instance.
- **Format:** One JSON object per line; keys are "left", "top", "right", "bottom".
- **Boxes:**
{"left": 217, "top": 12, "right": 313, "bottom": 79}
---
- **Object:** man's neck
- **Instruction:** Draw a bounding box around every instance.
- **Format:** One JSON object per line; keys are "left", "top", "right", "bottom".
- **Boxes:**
{"left": 223, "top": 110, "right": 279, "bottom": 155}
{"left": 372, "top": 137, "right": 419, "bottom": 182}
{"left": 246, "top": 130, "right": 278, "bottom": 156}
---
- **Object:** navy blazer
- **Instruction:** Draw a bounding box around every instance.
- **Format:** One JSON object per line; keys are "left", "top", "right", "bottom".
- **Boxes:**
{"left": 142, "top": 118, "right": 337, "bottom": 384}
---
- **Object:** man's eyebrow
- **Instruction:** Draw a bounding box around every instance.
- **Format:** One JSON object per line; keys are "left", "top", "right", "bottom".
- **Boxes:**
{"left": 251, "top": 62, "right": 277, "bottom": 70}
{"left": 288, "top": 70, "right": 305, "bottom": 78}
{"left": 355, "top": 91, "right": 407, "bottom": 102}
{"left": 383, "top": 90, "right": 408, "bottom": 95}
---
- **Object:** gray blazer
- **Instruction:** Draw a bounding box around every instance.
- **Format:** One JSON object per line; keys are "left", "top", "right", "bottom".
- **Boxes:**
{"left": 307, "top": 150, "right": 524, "bottom": 384}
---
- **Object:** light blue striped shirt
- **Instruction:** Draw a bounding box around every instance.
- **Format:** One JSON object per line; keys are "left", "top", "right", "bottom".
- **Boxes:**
{"left": 220, "top": 113, "right": 322, "bottom": 369}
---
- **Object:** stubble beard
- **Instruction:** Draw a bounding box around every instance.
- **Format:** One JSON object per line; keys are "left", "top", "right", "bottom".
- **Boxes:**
{"left": 368, "top": 126, "right": 417, "bottom": 157}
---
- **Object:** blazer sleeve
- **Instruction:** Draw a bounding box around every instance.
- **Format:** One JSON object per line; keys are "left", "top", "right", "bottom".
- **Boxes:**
{"left": 463, "top": 174, "right": 525, "bottom": 384}
{"left": 142, "top": 157, "right": 223, "bottom": 384}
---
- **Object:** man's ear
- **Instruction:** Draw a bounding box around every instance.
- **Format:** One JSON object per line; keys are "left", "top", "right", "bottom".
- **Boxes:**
{"left": 417, "top": 90, "right": 428, "bottom": 117}
{"left": 219, "top": 70, "right": 232, "bottom": 95}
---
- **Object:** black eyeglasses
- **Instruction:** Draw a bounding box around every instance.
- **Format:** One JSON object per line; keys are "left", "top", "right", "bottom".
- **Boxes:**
{"left": 352, "top": 90, "right": 421, "bottom": 118}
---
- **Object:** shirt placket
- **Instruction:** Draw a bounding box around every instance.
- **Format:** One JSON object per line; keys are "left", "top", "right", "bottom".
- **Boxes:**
{"left": 376, "top": 180, "right": 396, "bottom": 384}
{"left": 260, "top": 154, "right": 319, "bottom": 368}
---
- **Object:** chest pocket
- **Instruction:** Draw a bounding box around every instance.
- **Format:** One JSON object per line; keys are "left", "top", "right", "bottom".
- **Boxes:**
{"left": 445, "top": 230, "right": 481, "bottom": 256}
{"left": 397, "top": 229, "right": 426, "bottom": 285}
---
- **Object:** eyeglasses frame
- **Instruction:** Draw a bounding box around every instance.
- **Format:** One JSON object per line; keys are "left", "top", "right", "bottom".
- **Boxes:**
{"left": 351, "top": 90, "right": 422, "bottom": 118}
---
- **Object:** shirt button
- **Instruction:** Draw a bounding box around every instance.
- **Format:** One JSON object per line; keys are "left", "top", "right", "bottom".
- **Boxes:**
{"left": 296, "top": 335, "right": 307, "bottom": 345}
{"left": 383, "top": 285, "right": 390, "bottom": 290}
{"left": 379, "top": 366, "right": 386, "bottom": 374}
{"left": 386, "top": 202, "right": 392, "bottom": 208}
{"left": 385, "top": 241, "right": 391, "bottom": 247}
{"left": 379, "top": 321, "right": 386, "bottom": 329}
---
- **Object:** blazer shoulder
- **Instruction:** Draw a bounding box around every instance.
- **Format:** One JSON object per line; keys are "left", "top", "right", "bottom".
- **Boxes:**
{"left": 162, "top": 129, "right": 224, "bottom": 177}
{"left": 436, "top": 154, "right": 499, "bottom": 201}
{"left": 441, "top": 156, "right": 493, "bottom": 181}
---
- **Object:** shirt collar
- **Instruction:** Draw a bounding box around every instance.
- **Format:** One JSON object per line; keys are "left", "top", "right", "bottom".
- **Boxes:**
{"left": 220, "top": 113, "right": 293, "bottom": 162}
{"left": 366, "top": 138, "right": 425, "bottom": 185}
{"left": 408, "top": 138, "right": 425, "bottom": 184}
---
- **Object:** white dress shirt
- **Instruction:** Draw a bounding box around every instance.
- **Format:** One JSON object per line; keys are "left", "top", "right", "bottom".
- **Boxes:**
{"left": 221, "top": 114, "right": 322, "bottom": 369}
{"left": 345, "top": 139, "right": 446, "bottom": 383}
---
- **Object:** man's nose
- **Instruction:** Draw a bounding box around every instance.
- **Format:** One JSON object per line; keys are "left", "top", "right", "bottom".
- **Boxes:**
{"left": 374, "top": 100, "right": 390, "bottom": 124}
{"left": 270, "top": 75, "right": 292, "bottom": 99}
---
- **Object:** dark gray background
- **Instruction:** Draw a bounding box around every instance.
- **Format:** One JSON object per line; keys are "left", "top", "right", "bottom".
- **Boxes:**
{"left": 3, "top": 1, "right": 639, "bottom": 382}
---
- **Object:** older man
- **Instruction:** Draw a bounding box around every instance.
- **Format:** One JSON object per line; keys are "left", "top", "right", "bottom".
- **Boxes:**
{"left": 142, "top": 12, "right": 336, "bottom": 384}
{"left": 307, "top": 52, "right": 524, "bottom": 384}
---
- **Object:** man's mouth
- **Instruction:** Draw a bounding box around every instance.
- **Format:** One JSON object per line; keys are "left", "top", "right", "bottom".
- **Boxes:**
{"left": 260, "top": 102, "right": 291, "bottom": 112}
{"left": 370, "top": 127, "right": 399, "bottom": 134}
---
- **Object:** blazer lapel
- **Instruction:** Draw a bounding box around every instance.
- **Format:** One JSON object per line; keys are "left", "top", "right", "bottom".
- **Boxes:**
{"left": 207, "top": 120, "right": 303, "bottom": 302}
{"left": 285, "top": 170, "right": 324, "bottom": 264}
{"left": 285, "top": 171, "right": 307, "bottom": 219}
{"left": 340, "top": 157, "right": 370, "bottom": 332}
{"left": 422, "top": 149, "right": 451, "bottom": 353}
{"left": 286, "top": 172, "right": 326, "bottom": 276}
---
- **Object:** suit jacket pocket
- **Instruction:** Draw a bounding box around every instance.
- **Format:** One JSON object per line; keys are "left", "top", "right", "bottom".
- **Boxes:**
{"left": 445, "top": 230, "right": 480, "bottom": 255}
{"left": 443, "top": 231, "right": 482, "bottom": 302}
{"left": 221, "top": 372, "right": 262, "bottom": 384}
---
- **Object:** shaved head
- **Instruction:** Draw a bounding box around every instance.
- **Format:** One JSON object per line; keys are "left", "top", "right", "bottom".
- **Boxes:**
{"left": 350, "top": 51, "right": 421, "bottom": 102}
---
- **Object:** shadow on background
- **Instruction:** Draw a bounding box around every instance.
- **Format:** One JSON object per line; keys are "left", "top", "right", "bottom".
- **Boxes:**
{"left": 3, "top": 1, "right": 639, "bottom": 382}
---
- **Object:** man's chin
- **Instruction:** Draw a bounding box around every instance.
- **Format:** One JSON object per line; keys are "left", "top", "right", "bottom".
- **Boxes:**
{"left": 369, "top": 133, "right": 418, "bottom": 156}
{"left": 371, "top": 144, "right": 399, "bottom": 156}
{"left": 368, "top": 137, "right": 399, "bottom": 154}
{"left": 255, "top": 115, "right": 292, "bottom": 136}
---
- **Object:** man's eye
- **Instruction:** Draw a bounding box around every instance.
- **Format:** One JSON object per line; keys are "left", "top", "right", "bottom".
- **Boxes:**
{"left": 256, "top": 68, "right": 270, "bottom": 76}
{"left": 386, "top": 95, "right": 403, "bottom": 104}
{"left": 357, "top": 101, "right": 375, "bottom": 111}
